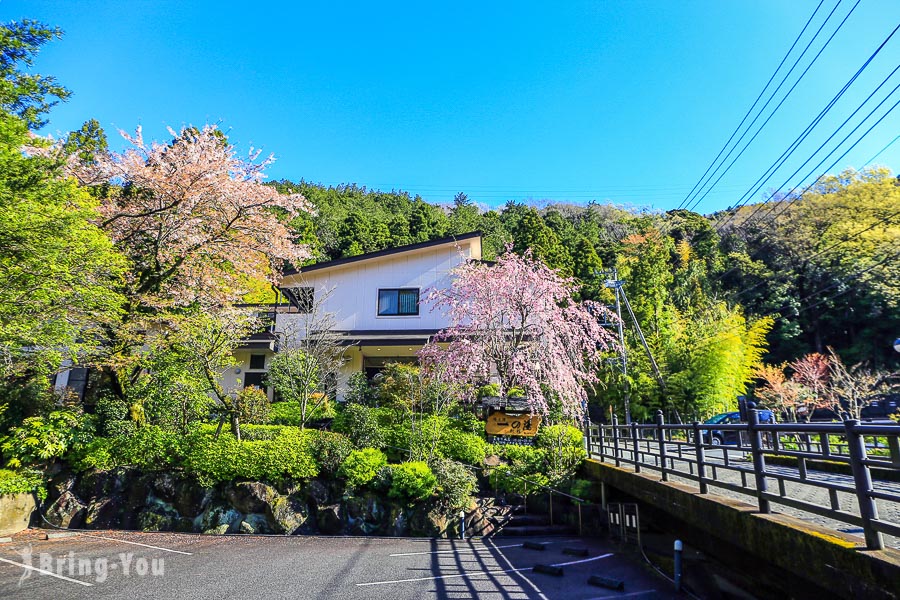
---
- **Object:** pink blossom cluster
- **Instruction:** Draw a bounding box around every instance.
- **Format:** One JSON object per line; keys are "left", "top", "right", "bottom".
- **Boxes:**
{"left": 418, "top": 249, "right": 618, "bottom": 419}
{"left": 73, "top": 125, "right": 312, "bottom": 309}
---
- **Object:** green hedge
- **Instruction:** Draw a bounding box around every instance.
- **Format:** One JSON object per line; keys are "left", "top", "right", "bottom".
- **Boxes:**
{"left": 185, "top": 428, "right": 318, "bottom": 487}
{"left": 389, "top": 461, "right": 437, "bottom": 503}
{"left": 339, "top": 448, "right": 387, "bottom": 488}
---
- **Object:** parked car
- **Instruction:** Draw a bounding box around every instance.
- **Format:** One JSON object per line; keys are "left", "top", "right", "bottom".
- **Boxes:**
{"left": 703, "top": 410, "right": 775, "bottom": 446}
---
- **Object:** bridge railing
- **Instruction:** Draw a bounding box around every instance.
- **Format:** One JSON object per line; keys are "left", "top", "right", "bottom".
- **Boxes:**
{"left": 585, "top": 410, "right": 900, "bottom": 551}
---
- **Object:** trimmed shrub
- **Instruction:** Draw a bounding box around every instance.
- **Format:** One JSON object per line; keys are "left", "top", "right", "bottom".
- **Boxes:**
{"left": 184, "top": 428, "right": 318, "bottom": 487}
{"left": 236, "top": 386, "right": 271, "bottom": 424}
{"left": 430, "top": 458, "right": 477, "bottom": 509}
{"left": 339, "top": 448, "right": 387, "bottom": 489}
{"left": 333, "top": 404, "right": 387, "bottom": 449}
{"left": 309, "top": 431, "right": 353, "bottom": 475}
{"left": 269, "top": 398, "right": 335, "bottom": 426}
{"left": 388, "top": 461, "right": 437, "bottom": 503}
{"left": 439, "top": 429, "right": 488, "bottom": 465}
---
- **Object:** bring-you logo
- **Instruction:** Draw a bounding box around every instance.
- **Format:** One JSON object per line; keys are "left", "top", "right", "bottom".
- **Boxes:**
{"left": 15, "top": 544, "right": 164, "bottom": 586}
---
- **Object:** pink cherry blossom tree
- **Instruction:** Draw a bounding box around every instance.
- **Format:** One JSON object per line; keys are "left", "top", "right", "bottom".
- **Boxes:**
{"left": 74, "top": 124, "right": 312, "bottom": 310}
{"left": 418, "top": 249, "right": 617, "bottom": 419}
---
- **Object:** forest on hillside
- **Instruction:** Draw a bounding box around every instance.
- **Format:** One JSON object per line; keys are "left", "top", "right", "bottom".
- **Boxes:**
{"left": 273, "top": 172, "right": 899, "bottom": 420}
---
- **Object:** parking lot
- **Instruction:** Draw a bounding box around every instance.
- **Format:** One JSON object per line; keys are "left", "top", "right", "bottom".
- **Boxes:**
{"left": 0, "top": 530, "right": 676, "bottom": 599}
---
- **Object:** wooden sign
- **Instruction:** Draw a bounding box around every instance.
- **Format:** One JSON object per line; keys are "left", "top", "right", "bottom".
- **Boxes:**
{"left": 485, "top": 411, "right": 541, "bottom": 437}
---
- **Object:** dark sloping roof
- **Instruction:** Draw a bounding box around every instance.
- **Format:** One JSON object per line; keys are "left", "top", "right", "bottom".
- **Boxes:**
{"left": 283, "top": 231, "right": 481, "bottom": 276}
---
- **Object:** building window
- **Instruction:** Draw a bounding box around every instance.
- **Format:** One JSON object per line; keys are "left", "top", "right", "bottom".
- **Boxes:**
{"left": 377, "top": 288, "right": 419, "bottom": 316}
{"left": 285, "top": 287, "right": 314, "bottom": 313}
{"left": 249, "top": 354, "right": 266, "bottom": 370}
{"left": 243, "top": 372, "right": 266, "bottom": 389}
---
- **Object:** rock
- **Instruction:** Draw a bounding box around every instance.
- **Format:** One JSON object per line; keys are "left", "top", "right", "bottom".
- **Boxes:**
{"left": 317, "top": 504, "right": 343, "bottom": 535}
{"left": 195, "top": 502, "right": 243, "bottom": 534}
{"left": 224, "top": 481, "right": 278, "bottom": 514}
{"left": 304, "top": 480, "right": 329, "bottom": 508}
{"left": 76, "top": 467, "right": 132, "bottom": 501}
{"left": 267, "top": 494, "right": 309, "bottom": 534}
{"left": 484, "top": 454, "right": 502, "bottom": 467}
{"left": 344, "top": 494, "right": 387, "bottom": 535}
{"left": 45, "top": 491, "right": 86, "bottom": 529}
{"left": 150, "top": 472, "right": 178, "bottom": 502}
{"left": 408, "top": 506, "right": 448, "bottom": 537}
{"left": 173, "top": 480, "right": 209, "bottom": 518}
{"left": 241, "top": 513, "right": 271, "bottom": 534}
{"left": 136, "top": 496, "right": 182, "bottom": 532}
{"left": 203, "top": 524, "right": 229, "bottom": 535}
{"left": 391, "top": 509, "right": 409, "bottom": 537}
{"left": 84, "top": 496, "right": 124, "bottom": 529}
{"left": 46, "top": 471, "right": 77, "bottom": 504}
{"left": 239, "top": 520, "right": 255, "bottom": 534}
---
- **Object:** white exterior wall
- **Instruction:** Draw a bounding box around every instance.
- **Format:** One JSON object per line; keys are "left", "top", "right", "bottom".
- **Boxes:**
{"left": 278, "top": 243, "right": 472, "bottom": 333}
{"left": 274, "top": 238, "right": 478, "bottom": 401}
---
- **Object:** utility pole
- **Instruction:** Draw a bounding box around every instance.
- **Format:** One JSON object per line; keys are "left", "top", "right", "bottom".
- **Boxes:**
{"left": 598, "top": 268, "right": 631, "bottom": 424}
{"left": 596, "top": 268, "right": 674, "bottom": 424}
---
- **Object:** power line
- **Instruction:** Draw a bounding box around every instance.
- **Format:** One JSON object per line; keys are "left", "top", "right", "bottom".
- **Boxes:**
{"left": 714, "top": 24, "right": 900, "bottom": 231}
{"left": 685, "top": 0, "right": 862, "bottom": 214}
{"left": 687, "top": 250, "right": 899, "bottom": 353}
{"left": 675, "top": 0, "right": 828, "bottom": 211}
{"left": 741, "top": 83, "right": 900, "bottom": 230}
{"left": 719, "top": 208, "right": 900, "bottom": 304}
{"left": 859, "top": 133, "right": 900, "bottom": 168}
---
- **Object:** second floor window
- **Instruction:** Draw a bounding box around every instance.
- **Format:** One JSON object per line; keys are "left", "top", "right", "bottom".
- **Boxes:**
{"left": 378, "top": 288, "right": 419, "bottom": 316}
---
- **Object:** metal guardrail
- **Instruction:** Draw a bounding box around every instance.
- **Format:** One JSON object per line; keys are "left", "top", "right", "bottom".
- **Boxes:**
{"left": 586, "top": 410, "right": 900, "bottom": 551}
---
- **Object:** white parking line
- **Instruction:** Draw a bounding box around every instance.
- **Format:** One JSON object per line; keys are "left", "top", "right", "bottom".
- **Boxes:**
{"left": 390, "top": 542, "right": 525, "bottom": 556}
{"left": 356, "top": 551, "right": 614, "bottom": 587}
{"left": 357, "top": 565, "right": 532, "bottom": 586}
{"left": 388, "top": 539, "right": 580, "bottom": 557}
{"left": 76, "top": 532, "right": 193, "bottom": 555}
{"left": 0, "top": 556, "right": 93, "bottom": 587}
{"left": 586, "top": 591, "right": 657, "bottom": 599}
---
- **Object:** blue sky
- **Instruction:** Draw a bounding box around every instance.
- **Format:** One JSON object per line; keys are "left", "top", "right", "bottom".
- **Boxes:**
{"left": 4, "top": 0, "right": 900, "bottom": 213}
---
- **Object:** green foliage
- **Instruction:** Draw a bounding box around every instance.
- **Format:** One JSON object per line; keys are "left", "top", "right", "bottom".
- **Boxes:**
{"left": 0, "top": 20, "right": 71, "bottom": 128}
{"left": 488, "top": 445, "right": 549, "bottom": 494}
{"left": 338, "top": 448, "right": 387, "bottom": 489}
{"left": 535, "top": 424, "right": 587, "bottom": 483}
{"left": 333, "top": 404, "right": 387, "bottom": 449}
{"left": 269, "top": 399, "right": 335, "bottom": 426}
{"left": 476, "top": 383, "right": 500, "bottom": 398}
{"left": 430, "top": 457, "right": 477, "bottom": 510}
{"left": 0, "top": 410, "right": 94, "bottom": 468}
{"left": 235, "top": 386, "right": 271, "bottom": 425}
{"left": 0, "top": 378, "right": 54, "bottom": 435}
{"left": 184, "top": 428, "right": 318, "bottom": 487}
{"left": 375, "top": 362, "right": 420, "bottom": 408}
{"left": 94, "top": 394, "right": 137, "bottom": 437}
{"left": 438, "top": 429, "right": 488, "bottom": 465}
{"left": 388, "top": 461, "right": 437, "bottom": 503}
{"left": 309, "top": 431, "right": 353, "bottom": 475}
{"left": 345, "top": 372, "right": 375, "bottom": 406}
{"left": 0, "top": 468, "right": 45, "bottom": 500}
{"left": 0, "top": 110, "right": 125, "bottom": 378}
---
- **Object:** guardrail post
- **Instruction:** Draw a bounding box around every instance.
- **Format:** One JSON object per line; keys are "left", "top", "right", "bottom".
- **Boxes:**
{"left": 598, "top": 423, "right": 605, "bottom": 462}
{"left": 844, "top": 419, "right": 884, "bottom": 551}
{"left": 747, "top": 409, "right": 770, "bottom": 514}
{"left": 692, "top": 421, "right": 708, "bottom": 494}
{"left": 612, "top": 415, "right": 621, "bottom": 467}
{"left": 632, "top": 421, "right": 641, "bottom": 473}
{"left": 583, "top": 420, "right": 591, "bottom": 457}
{"left": 656, "top": 410, "right": 668, "bottom": 482}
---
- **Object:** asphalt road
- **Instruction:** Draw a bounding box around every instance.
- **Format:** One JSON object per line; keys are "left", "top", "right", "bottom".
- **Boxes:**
{"left": 0, "top": 530, "right": 678, "bottom": 599}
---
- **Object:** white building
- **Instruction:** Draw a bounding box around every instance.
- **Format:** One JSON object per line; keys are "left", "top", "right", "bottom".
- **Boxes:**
{"left": 223, "top": 232, "right": 482, "bottom": 402}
